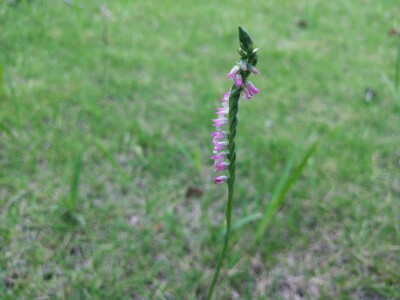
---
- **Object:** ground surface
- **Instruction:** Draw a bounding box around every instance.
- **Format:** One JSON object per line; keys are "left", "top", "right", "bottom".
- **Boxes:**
{"left": 1, "top": 0, "right": 399, "bottom": 299}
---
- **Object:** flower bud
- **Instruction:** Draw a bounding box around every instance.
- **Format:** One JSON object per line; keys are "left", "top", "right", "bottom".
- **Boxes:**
{"left": 237, "top": 48, "right": 247, "bottom": 58}
{"left": 213, "top": 175, "right": 228, "bottom": 184}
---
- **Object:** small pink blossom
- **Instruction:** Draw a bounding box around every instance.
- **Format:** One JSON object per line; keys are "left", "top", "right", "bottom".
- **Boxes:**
{"left": 214, "top": 161, "right": 229, "bottom": 172}
{"left": 216, "top": 107, "right": 229, "bottom": 116}
{"left": 227, "top": 65, "right": 240, "bottom": 79}
{"left": 242, "top": 88, "right": 252, "bottom": 100}
{"left": 249, "top": 65, "right": 259, "bottom": 75}
{"left": 242, "top": 81, "right": 260, "bottom": 100}
{"left": 211, "top": 131, "right": 227, "bottom": 140}
{"left": 212, "top": 117, "right": 228, "bottom": 127}
{"left": 213, "top": 175, "right": 228, "bottom": 184}
{"left": 211, "top": 152, "right": 227, "bottom": 162}
{"left": 240, "top": 59, "right": 247, "bottom": 71}
{"left": 212, "top": 139, "right": 225, "bottom": 145}
{"left": 213, "top": 141, "right": 228, "bottom": 152}
{"left": 235, "top": 74, "right": 243, "bottom": 87}
{"left": 221, "top": 90, "right": 232, "bottom": 107}
{"left": 245, "top": 81, "right": 260, "bottom": 95}
{"left": 221, "top": 93, "right": 229, "bottom": 103}
{"left": 212, "top": 137, "right": 223, "bottom": 145}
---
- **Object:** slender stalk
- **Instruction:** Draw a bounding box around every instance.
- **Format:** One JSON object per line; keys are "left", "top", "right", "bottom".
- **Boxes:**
{"left": 206, "top": 85, "right": 240, "bottom": 300}
{"left": 3, "top": 62, "right": 21, "bottom": 131}
{"left": 395, "top": 38, "right": 400, "bottom": 92}
{"left": 207, "top": 26, "right": 258, "bottom": 299}
{"left": 101, "top": 5, "right": 110, "bottom": 95}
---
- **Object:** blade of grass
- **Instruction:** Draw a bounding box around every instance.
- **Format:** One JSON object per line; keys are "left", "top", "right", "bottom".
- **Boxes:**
{"left": 176, "top": 142, "right": 202, "bottom": 174}
{"left": 94, "top": 139, "right": 130, "bottom": 182}
{"left": 395, "top": 39, "right": 400, "bottom": 92}
{"left": 219, "top": 213, "right": 262, "bottom": 237}
{"left": 0, "top": 122, "right": 14, "bottom": 139}
{"left": 193, "top": 143, "right": 202, "bottom": 174}
{"left": 0, "top": 62, "right": 3, "bottom": 95}
{"left": 254, "top": 142, "right": 317, "bottom": 243}
{"left": 67, "top": 152, "right": 83, "bottom": 212}
{"left": 382, "top": 74, "right": 400, "bottom": 107}
{"left": 253, "top": 143, "right": 301, "bottom": 240}
{"left": 308, "top": 156, "right": 316, "bottom": 199}
{"left": 3, "top": 63, "right": 21, "bottom": 131}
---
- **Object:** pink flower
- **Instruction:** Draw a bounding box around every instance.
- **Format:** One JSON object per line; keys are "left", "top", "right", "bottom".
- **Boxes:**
{"left": 221, "top": 89, "right": 232, "bottom": 107}
{"left": 240, "top": 59, "right": 247, "bottom": 71}
{"left": 221, "top": 93, "right": 230, "bottom": 103}
{"left": 212, "top": 139, "right": 224, "bottom": 145}
{"left": 214, "top": 175, "right": 228, "bottom": 184}
{"left": 212, "top": 137, "right": 223, "bottom": 145}
{"left": 216, "top": 107, "right": 229, "bottom": 116}
{"left": 242, "top": 88, "right": 252, "bottom": 100}
{"left": 245, "top": 81, "right": 260, "bottom": 95}
{"left": 212, "top": 117, "right": 228, "bottom": 127}
{"left": 211, "top": 131, "right": 227, "bottom": 140}
{"left": 214, "top": 161, "right": 229, "bottom": 172}
{"left": 249, "top": 65, "right": 259, "bottom": 75}
{"left": 235, "top": 74, "right": 243, "bottom": 87}
{"left": 227, "top": 65, "right": 240, "bottom": 79}
{"left": 211, "top": 152, "right": 227, "bottom": 162}
{"left": 242, "top": 81, "right": 260, "bottom": 100}
{"left": 213, "top": 141, "right": 228, "bottom": 152}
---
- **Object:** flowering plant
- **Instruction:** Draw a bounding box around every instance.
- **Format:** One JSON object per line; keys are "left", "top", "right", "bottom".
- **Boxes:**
{"left": 207, "top": 26, "right": 260, "bottom": 300}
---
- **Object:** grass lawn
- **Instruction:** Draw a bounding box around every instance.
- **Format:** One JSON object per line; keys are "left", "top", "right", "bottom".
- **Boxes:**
{"left": 1, "top": 0, "right": 399, "bottom": 299}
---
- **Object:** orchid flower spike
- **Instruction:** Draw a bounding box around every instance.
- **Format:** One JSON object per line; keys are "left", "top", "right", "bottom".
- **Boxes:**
{"left": 207, "top": 26, "right": 261, "bottom": 300}
{"left": 211, "top": 27, "right": 260, "bottom": 184}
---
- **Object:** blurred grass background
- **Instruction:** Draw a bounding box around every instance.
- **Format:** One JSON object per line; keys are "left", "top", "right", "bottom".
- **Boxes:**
{"left": 1, "top": 0, "right": 399, "bottom": 299}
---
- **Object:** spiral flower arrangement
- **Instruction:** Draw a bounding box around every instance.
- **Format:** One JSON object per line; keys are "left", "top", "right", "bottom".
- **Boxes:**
{"left": 207, "top": 26, "right": 260, "bottom": 299}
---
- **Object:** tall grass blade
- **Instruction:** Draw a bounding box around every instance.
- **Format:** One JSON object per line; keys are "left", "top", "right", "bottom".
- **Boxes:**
{"left": 382, "top": 74, "right": 400, "bottom": 107}
{"left": 94, "top": 140, "right": 130, "bottom": 181}
{"left": 0, "top": 122, "right": 14, "bottom": 139}
{"left": 3, "top": 64, "right": 20, "bottom": 130}
{"left": 254, "top": 142, "right": 317, "bottom": 243}
{"left": 0, "top": 62, "right": 3, "bottom": 95}
{"left": 67, "top": 152, "right": 83, "bottom": 212}
{"left": 176, "top": 142, "right": 202, "bottom": 173}
{"left": 219, "top": 213, "right": 262, "bottom": 237}
{"left": 193, "top": 143, "right": 202, "bottom": 174}
{"left": 395, "top": 39, "right": 400, "bottom": 92}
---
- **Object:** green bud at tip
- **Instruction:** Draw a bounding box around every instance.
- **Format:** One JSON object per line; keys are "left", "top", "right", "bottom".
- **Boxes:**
{"left": 238, "top": 26, "right": 253, "bottom": 51}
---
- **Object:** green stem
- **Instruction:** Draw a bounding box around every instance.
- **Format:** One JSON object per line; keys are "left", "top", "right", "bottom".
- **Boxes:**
{"left": 206, "top": 85, "right": 240, "bottom": 300}
{"left": 395, "top": 38, "right": 400, "bottom": 92}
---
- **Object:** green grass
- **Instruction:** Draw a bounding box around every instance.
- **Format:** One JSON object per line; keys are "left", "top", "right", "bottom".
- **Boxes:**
{"left": 1, "top": 0, "right": 400, "bottom": 299}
